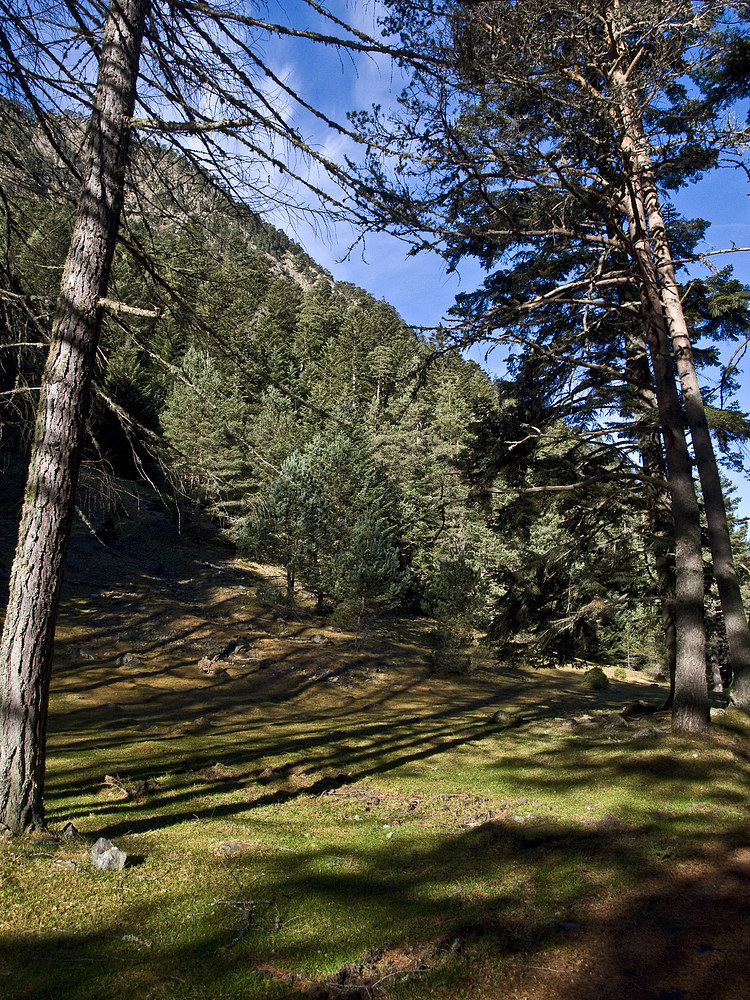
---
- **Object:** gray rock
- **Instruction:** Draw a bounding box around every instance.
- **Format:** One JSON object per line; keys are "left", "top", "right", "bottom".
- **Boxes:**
{"left": 78, "top": 647, "right": 96, "bottom": 661}
{"left": 117, "top": 652, "right": 142, "bottom": 669}
{"left": 61, "top": 821, "right": 82, "bottom": 840}
{"left": 91, "top": 837, "right": 127, "bottom": 871}
{"left": 219, "top": 841, "right": 251, "bottom": 855}
{"left": 183, "top": 715, "right": 212, "bottom": 733}
{"left": 603, "top": 715, "right": 628, "bottom": 731}
{"left": 31, "top": 832, "right": 60, "bottom": 847}
{"left": 628, "top": 726, "right": 662, "bottom": 742}
{"left": 490, "top": 709, "right": 511, "bottom": 724}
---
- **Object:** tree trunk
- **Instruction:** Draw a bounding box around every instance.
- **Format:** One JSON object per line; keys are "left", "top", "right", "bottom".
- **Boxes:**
{"left": 642, "top": 311, "right": 708, "bottom": 732}
{"left": 636, "top": 161, "right": 750, "bottom": 710}
{"left": 623, "top": 326, "right": 677, "bottom": 704}
{"left": 619, "top": 168, "right": 708, "bottom": 732}
{"left": 608, "top": 6, "right": 747, "bottom": 712}
{"left": 0, "top": 0, "right": 148, "bottom": 834}
{"left": 711, "top": 651, "right": 724, "bottom": 694}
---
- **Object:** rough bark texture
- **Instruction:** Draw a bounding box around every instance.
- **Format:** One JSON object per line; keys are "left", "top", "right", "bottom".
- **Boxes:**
{"left": 642, "top": 310, "right": 708, "bottom": 733}
{"left": 635, "top": 167, "right": 750, "bottom": 711}
{"left": 618, "top": 143, "right": 708, "bottom": 733}
{"left": 609, "top": 12, "right": 708, "bottom": 732}
{"left": 607, "top": 0, "right": 749, "bottom": 713}
{"left": 0, "top": 0, "right": 148, "bottom": 833}
{"left": 623, "top": 326, "right": 677, "bottom": 704}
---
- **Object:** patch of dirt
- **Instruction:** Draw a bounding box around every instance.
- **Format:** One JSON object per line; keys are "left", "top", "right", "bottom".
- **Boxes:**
{"left": 260, "top": 943, "right": 436, "bottom": 999}
{"left": 320, "top": 786, "right": 539, "bottom": 830}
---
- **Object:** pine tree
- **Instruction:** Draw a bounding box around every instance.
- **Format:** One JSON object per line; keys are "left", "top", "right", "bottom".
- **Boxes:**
{"left": 238, "top": 450, "right": 329, "bottom": 606}
{"left": 0, "top": 0, "right": 428, "bottom": 833}
{"left": 357, "top": 0, "right": 750, "bottom": 730}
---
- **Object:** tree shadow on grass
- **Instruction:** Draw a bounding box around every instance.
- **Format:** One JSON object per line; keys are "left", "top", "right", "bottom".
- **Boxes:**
{"left": 41, "top": 675, "right": 748, "bottom": 841}
{"left": 3, "top": 812, "right": 750, "bottom": 1000}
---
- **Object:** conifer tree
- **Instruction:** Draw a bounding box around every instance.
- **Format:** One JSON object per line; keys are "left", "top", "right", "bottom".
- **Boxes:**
{"left": 357, "top": 0, "right": 750, "bottom": 730}
{"left": 0, "top": 0, "right": 430, "bottom": 833}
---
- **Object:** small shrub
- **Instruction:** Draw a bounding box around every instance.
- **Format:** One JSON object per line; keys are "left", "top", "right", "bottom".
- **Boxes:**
{"left": 255, "top": 582, "right": 285, "bottom": 605}
{"left": 582, "top": 666, "right": 610, "bottom": 690}
{"left": 425, "top": 634, "right": 473, "bottom": 674}
{"left": 423, "top": 555, "right": 485, "bottom": 647}
{"left": 614, "top": 667, "right": 627, "bottom": 681}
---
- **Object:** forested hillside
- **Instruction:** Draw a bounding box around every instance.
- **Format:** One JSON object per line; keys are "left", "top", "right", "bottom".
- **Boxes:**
{"left": 6, "top": 6, "right": 750, "bottom": 999}
{"left": 4, "top": 2, "right": 750, "bottom": 844}
{"left": 6, "top": 95, "right": 748, "bottom": 697}
{"left": 5, "top": 97, "right": 725, "bottom": 681}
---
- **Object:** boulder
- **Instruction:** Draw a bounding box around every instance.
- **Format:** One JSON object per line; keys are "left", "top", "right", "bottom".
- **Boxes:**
{"left": 603, "top": 715, "right": 628, "bottom": 731}
{"left": 183, "top": 715, "right": 212, "bottom": 733}
{"left": 628, "top": 726, "right": 662, "bottom": 742}
{"left": 117, "top": 652, "right": 142, "bottom": 669}
{"left": 91, "top": 837, "right": 127, "bottom": 871}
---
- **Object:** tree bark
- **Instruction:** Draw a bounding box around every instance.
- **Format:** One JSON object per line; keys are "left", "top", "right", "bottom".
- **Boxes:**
{"left": 635, "top": 161, "right": 750, "bottom": 711}
{"left": 607, "top": 1, "right": 745, "bottom": 717}
{"left": 607, "top": 8, "right": 707, "bottom": 731}
{"left": 623, "top": 328, "right": 678, "bottom": 707}
{"left": 619, "top": 165, "right": 708, "bottom": 732}
{"left": 644, "top": 311, "right": 708, "bottom": 732}
{"left": 0, "top": 0, "right": 148, "bottom": 834}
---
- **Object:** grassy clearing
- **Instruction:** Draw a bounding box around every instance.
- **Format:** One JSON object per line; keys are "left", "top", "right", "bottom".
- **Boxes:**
{"left": 2, "top": 500, "right": 750, "bottom": 999}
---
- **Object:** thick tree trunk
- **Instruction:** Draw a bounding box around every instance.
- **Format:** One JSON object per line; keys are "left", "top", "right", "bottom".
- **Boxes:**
{"left": 608, "top": 26, "right": 707, "bottom": 731}
{"left": 619, "top": 171, "right": 708, "bottom": 732}
{"left": 623, "top": 327, "right": 677, "bottom": 703}
{"left": 642, "top": 313, "right": 708, "bottom": 732}
{"left": 0, "top": 0, "right": 148, "bottom": 834}
{"left": 608, "top": 11, "right": 749, "bottom": 710}
{"left": 636, "top": 167, "right": 750, "bottom": 710}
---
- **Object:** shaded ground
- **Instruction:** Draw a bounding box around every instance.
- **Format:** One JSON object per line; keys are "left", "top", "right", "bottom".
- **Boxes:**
{"left": 1, "top": 474, "right": 749, "bottom": 1000}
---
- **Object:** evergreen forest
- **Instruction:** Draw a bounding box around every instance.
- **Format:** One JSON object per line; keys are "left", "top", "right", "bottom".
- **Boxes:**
{"left": 3, "top": 3, "right": 750, "bottom": 999}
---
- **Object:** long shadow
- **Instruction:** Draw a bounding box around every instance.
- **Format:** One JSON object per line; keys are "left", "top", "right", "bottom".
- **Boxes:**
{"left": 43, "top": 687, "right": 750, "bottom": 842}
{"left": 3, "top": 812, "right": 750, "bottom": 1000}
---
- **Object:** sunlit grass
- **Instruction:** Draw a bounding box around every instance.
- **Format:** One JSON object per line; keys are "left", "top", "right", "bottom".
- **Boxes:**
{"left": 3, "top": 650, "right": 750, "bottom": 1000}
{"left": 2, "top": 509, "right": 750, "bottom": 999}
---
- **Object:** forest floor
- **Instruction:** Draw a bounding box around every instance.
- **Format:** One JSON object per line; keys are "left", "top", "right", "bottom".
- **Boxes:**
{"left": 1, "top": 479, "right": 750, "bottom": 1000}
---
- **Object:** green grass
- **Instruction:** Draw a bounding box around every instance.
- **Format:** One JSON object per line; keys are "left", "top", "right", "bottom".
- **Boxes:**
{"left": 3, "top": 656, "right": 750, "bottom": 999}
{"left": 2, "top": 504, "right": 749, "bottom": 999}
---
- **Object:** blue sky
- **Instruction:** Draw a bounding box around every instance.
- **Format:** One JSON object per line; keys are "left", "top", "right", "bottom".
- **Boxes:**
{"left": 260, "top": 1, "right": 750, "bottom": 518}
